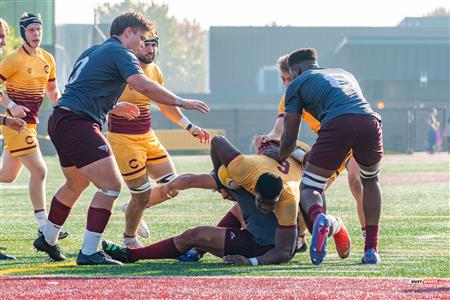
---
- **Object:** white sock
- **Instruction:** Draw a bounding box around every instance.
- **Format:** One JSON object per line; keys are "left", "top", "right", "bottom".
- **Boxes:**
{"left": 81, "top": 230, "right": 102, "bottom": 255}
{"left": 35, "top": 211, "right": 47, "bottom": 232}
{"left": 43, "top": 220, "right": 61, "bottom": 246}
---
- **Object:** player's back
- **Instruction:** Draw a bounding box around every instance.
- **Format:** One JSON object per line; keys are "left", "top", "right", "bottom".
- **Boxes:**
{"left": 287, "top": 67, "right": 378, "bottom": 125}
{"left": 57, "top": 37, "right": 143, "bottom": 125}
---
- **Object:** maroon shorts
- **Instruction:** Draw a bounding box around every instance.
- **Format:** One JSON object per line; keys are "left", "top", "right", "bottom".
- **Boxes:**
{"left": 224, "top": 228, "right": 274, "bottom": 258}
{"left": 48, "top": 108, "right": 112, "bottom": 168}
{"left": 308, "top": 114, "right": 383, "bottom": 170}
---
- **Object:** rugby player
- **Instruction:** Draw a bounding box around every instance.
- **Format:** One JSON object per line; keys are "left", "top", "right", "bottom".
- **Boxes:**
{"left": 255, "top": 54, "right": 366, "bottom": 237}
{"left": 264, "top": 48, "right": 383, "bottom": 264}
{"left": 0, "top": 13, "right": 68, "bottom": 240}
{"left": 33, "top": 12, "right": 209, "bottom": 265}
{"left": 108, "top": 34, "right": 210, "bottom": 248}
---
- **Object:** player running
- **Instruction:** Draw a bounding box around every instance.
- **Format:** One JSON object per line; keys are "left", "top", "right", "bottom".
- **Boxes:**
{"left": 264, "top": 48, "right": 383, "bottom": 265}
{"left": 0, "top": 13, "right": 68, "bottom": 240}
{"left": 33, "top": 12, "right": 209, "bottom": 265}
{"left": 108, "top": 34, "right": 210, "bottom": 248}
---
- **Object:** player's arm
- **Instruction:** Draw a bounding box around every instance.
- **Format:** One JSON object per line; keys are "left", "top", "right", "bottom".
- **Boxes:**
{"left": 166, "top": 173, "right": 217, "bottom": 191}
{"left": 127, "top": 74, "right": 209, "bottom": 113}
{"left": 46, "top": 79, "right": 61, "bottom": 105}
{"left": 157, "top": 103, "right": 210, "bottom": 144}
{"left": 0, "top": 88, "right": 30, "bottom": 118}
{"left": 1, "top": 113, "right": 26, "bottom": 133}
{"left": 223, "top": 226, "right": 297, "bottom": 266}
{"left": 210, "top": 135, "right": 241, "bottom": 174}
{"left": 278, "top": 112, "right": 301, "bottom": 161}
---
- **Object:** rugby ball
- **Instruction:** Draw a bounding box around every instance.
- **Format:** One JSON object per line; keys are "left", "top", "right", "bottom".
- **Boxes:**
{"left": 217, "top": 165, "right": 241, "bottom": 189}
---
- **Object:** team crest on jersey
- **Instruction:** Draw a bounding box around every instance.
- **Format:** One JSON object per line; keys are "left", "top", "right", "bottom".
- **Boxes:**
{"left": 98, "top": 145, "right": 109, "bottom": 152}
{"left": 44, "top": 65, "right": 50, "bottom": 73}
{"left": 25, "top": 136, "right": 34, "bottom": 145}
{"left": 27, "top": 67, "right": 32, "bottom": 74}
{"left": 128, "top": 159, "right": 139, "bottom": 169}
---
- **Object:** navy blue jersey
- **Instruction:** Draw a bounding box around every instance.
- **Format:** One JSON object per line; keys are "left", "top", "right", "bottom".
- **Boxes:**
{"left": 285, "top": 67, "right": 379, "bottom": 125}
{"left": 212, "top": 173, "right": 277, "bottom": 246}
{"left": 56, "top": 37, "right": 143, "bottom": 125}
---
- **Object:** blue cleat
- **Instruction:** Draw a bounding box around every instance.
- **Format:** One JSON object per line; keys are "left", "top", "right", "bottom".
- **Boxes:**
{"left": 310, "top": 213, "right": 330, "bottom": 265}
{"left": 177, "top": 248, "right": 203, "bottom": 262}
{"left": 361, "top": 248, "right": 381, "bottom": 264}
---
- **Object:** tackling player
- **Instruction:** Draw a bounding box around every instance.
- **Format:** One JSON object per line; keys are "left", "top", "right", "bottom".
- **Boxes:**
{"left": 33, "top": 12, "right": 209, "bottom": 265}
{"left": 108, "top": 34, "right": 210, "bottom": 248}
{"left": 255, "top": 54, "right": 365, "bottom": 237}
{"left": 0, "top": 13, "right": 68, "bottom": 240}
{"left": 264, "top": 48, "right": 383, "bottom": 265}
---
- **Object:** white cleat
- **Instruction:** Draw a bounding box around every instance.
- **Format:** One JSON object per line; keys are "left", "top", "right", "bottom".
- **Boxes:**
{"left": 122, "top": 202, "right": 150, "bottom": 239}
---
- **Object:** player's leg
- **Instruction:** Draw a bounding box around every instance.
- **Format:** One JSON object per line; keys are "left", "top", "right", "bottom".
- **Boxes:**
{"left": 0, "top": 149, "right": 23, "bottom": 183}
{"left": 346, "top": 156, "right": 365, "bottom": 235}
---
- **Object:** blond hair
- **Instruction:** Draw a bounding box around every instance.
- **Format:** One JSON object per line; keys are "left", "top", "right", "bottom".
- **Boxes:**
{"left": 0, "top": 18, "right": 9, "bottom": 33}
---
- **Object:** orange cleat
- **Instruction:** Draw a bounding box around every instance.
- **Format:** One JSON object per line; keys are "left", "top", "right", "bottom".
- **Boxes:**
{"left": 333, "top": 217, "right": 351, "bottom": 259}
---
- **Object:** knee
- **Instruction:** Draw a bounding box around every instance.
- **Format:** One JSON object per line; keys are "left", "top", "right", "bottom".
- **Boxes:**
{"left": 180, "top": 227, "right": 206, "bottom": 244}
{"left": 130, "top": 190, "right": 151, "bottom": 208}
{"left": 348, "top": 174, "right": 363, "bottom": 193}
{"left": 0, "top": 174, "right": 17, "bottom": 183}
{"left": 31, "top": 165, "right": 47, "bottom": 181}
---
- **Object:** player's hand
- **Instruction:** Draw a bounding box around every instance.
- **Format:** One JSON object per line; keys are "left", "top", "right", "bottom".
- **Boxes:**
{"left": 254, "top": 135, "right": 271, "bottom": 154}
{"left": 111, "top": 102, "right": 140, "bottom": 120}
{"left": 181, "top": 99, "right": 209, "bottom": 114}
{"left": 9, "top": 103, "right": 30, "bottom": 118}
{"left": 262, "top": 147, "right": 281, "bottom": 162}
{"left": 161, "top": 182, "right": 179, "bottom": 199}
{"left": 217, "top": 188, "right": 234, "bottom": 201}
{"left": 190, "top": 126, "right": 210, "bottom": 144}
{"left": 223, "top": 255, "right": 251, "bottom": 266}
{"left": 5, "top": 117, "right": 26, "bottom": 133}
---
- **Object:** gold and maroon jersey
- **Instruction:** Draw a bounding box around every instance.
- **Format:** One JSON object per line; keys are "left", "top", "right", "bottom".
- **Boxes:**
{"left": 0, "top": 46, "right": 56, "bottom": 124}
{"left": 108, "top": 62, "right": 164, "bottom": 134}
{"left": 227, "top": 154, "right": 302, "bottom": 226}
{"left": 277, "top": 95, "right": 321, "bottom": 133}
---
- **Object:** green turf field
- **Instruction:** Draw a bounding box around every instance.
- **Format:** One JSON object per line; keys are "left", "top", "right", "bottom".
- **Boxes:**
{"left": 0, "top": 153, "right": 449, "bottom": 277}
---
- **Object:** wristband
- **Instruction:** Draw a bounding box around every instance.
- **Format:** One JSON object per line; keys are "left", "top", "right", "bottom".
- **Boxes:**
{"left": 176, "top": 115, "right": 193, "bottom": 131}
{"left": 6, "top": 101, "right": 15, "bottom": 110}
{"left": 249, "top": 257, "right": 258, "bottom": 266}
{"left": 174, "top": 97, "right": 184, "bottom": 107}
{"left": 2, "top": 116, "right": 7, "bottom": 126}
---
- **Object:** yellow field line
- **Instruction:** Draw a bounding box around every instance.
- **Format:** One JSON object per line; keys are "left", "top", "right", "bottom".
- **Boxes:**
{"left": 0, "top": 262, "right": 76, "bottom": 275}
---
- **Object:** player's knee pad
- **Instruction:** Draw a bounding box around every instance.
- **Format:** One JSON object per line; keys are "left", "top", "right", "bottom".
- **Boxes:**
{"left": 156, "top": 172, "right": 177, "bottom": 184}
{"left": 360, "top": 168, "right": 379, "bottom": 182}
{"left": 98, "top": 189, "right": 120, "bottom": 198}
{"left": 301, "top": 170, "right": 328, "bottom": 194}
{"left": 129, "top": 180, "right": 152, "bottom": 194}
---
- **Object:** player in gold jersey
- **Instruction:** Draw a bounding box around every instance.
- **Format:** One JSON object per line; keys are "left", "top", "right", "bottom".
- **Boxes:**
{"left": 254, "top": 54, "right": 365, "bottom": 237}
{"left": 0, "top": 13, "right": 67, "bottom": 239}
{"left": 108, "top": 35, "right": 210, "bottom": 248}
{"left": 209, "top": 136, "right": 350, "bottom": 265}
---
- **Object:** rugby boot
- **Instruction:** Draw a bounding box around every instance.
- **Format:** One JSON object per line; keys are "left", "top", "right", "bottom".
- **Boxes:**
{"left": 76, "top": 250, "right": 123, "bottom": 265}
{"left": 310, "top": 213, "right": 330, "bottom": 265}
{"left": 33, "top": 235, "right": 66, "bottom": 261}
{"left": 361, "top": 248, "right": 381, "bottom": 264}
{"left": 333, "top": 217, "right": 351, "bottom": 259}
{"left": 102, "top": 240, "right": 133, "bottom": 264}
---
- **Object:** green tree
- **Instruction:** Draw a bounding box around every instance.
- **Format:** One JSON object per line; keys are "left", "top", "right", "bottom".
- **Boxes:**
{"left": 426, "top": 7, "right": 450, "bottom": 17}
{"left": 95, "top": 0, "right": 206, "bottom": 93}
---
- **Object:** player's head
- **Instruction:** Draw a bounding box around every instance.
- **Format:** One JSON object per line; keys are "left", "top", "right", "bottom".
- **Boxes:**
{"left": 137, "top": 34, "right": 159, "bottom": 64}
{"left": 287, "top": 48, "right": 318, "bottom": 79}
{"left": 20, "top": 13, "right": 42, "bottom": 49}
{"left": 110, "top": 12, "right": 153, "bottom": 53}
{"left": 255, "top": 173, "right": 283, "bottom": 214}
{"left": 0, "top": 18, "right": 9, "bottom": 55}
{"left": 277, "top": 54, "right": 292, "bottom": 88}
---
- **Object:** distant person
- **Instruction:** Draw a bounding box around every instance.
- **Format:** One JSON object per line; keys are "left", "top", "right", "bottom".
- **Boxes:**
{"left": 107, "top": 34, "right": 210, "bottom": 249}
{"left": 0, "top": 17, "right": 27, "bottom": 260}
{"left": 0, "top": 13, "right": 68, "bottom": 240}
{"left": 427, "top": 108, "right": 439, "bottom": 154}
{"left": 33, "top": 12, "right": 209, "bottom": 265}
{"left": 263, "top": 48, "right": 383, "bottom": 265}
{"left": 254, "top": 54, "right": 366, "bottom": 239}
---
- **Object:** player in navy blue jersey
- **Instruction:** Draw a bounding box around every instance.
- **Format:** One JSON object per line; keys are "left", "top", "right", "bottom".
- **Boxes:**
{"left": 33, "top": 12, "right": 209, "bottom": 265}
{"left": 264, "top": 48, "right": 383, "bottom": 265}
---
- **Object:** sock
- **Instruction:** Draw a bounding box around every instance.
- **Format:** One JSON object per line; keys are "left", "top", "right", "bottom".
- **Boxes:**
{"left": 81, "top": 230, "right": 102, "bottom": 255}
{"left": 328, "top": 215, "right": 341, "bottom": 237}
{"left": 129, "top": 237, "right": 182, "bottom": 262}
{"left": 216, "top": 211, "right": 242, "bottom": 228}
{"left": 81, "top": 207, "right": 112, "bottom": 255}
{"left": 34, "top": 209, "right": 47, "bottom": 232}
{"left": 44, "top": 197, "right": 71, "bottom": 245}
{"left": 307, "top": 204, "right": 324, "bottom": 225}
{"left": 365, "top": 225, "right": 379, "bottom": 251}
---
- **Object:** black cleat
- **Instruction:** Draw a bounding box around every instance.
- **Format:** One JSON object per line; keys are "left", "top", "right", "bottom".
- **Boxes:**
{"left": 76, "top": 250, "right": 123, "bottom": 265}
{"left": 33, "top": 235, "right": 66, "bottom": 261}
{"left": 101, "top": 240, "right": 133, "bottom": 264}
{"left": 38, "top": 229, "right": 70, "bottom": 240}
{"left": 0, "top": 251, "right": 16, "bottom": 260}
